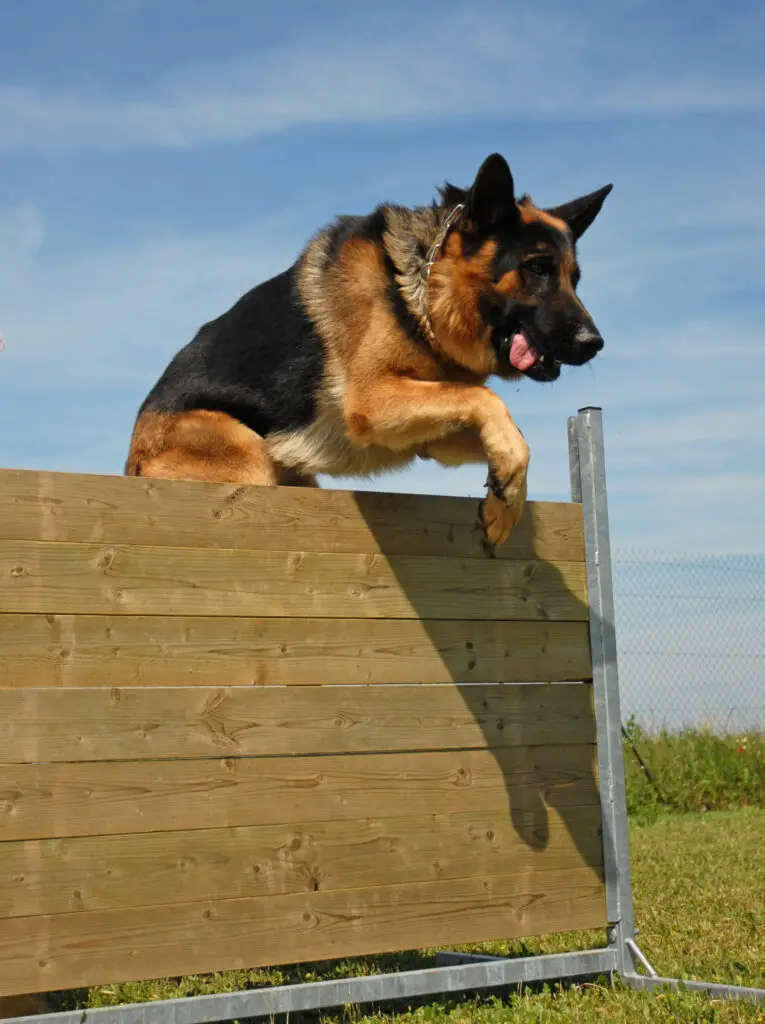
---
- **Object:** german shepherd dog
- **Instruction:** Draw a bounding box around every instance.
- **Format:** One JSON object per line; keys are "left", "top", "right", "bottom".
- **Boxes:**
{"left": 125, "top": 153, "right": 611, "bottom": 551}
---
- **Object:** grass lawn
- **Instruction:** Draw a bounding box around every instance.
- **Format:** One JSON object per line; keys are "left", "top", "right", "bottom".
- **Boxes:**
{"left": 54, "top": 806, "right": 765, "bottom": 1023}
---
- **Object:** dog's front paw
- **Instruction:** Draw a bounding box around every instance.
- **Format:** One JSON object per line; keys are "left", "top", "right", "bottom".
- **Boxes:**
{"left": 479, "top": 468, "right": 528, "bottom": 554}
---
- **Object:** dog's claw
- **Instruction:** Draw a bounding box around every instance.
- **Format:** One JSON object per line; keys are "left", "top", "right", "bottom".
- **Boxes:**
{"left": 477, "top": 500, "right": 497, "bottom": 557}
{"left": 485, "top": 468, "right": 505, "bottom": 499}
{"left": 481, "top": 536, "right": 497, "bottom": 559}
{"left": 479, "top": 476, "right": 527, "bottom": 552}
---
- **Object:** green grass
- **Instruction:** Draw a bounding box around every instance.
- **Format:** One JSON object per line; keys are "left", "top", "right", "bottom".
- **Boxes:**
{"left": 48, "top": 806, "right": 765, "bottom": 1023}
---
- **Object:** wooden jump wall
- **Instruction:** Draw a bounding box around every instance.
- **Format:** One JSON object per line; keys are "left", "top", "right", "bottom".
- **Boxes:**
{"left": 0, "top": 468, "right": 605, "bottom": 998}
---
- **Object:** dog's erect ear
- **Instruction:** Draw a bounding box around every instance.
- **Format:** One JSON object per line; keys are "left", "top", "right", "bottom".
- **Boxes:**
{"left": 467, "top": 153, "right": 518, "bottom": 229}
{"left": 546, "top": 184, "right": 613, "bottom": 240}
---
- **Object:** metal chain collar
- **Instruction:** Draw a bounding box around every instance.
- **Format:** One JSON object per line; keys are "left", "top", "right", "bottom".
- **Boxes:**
{"left": 422, "top": 203, "right": 465, "bottom": 280}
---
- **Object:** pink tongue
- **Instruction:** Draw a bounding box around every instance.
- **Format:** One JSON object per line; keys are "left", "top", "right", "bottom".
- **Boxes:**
{"left": 508, "top": 332, "right": 537, "bottom": 371}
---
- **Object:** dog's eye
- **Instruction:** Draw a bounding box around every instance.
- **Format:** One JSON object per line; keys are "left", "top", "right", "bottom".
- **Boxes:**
{"left": 523, "top": 258, "right": 555, "bottom": 277}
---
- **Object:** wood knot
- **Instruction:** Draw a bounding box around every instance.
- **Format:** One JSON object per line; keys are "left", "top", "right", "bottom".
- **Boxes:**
{"left": 98, "top": 549, "right": 117, "bottom": 571}
{"left": 225, "top": 486, "right": 248, "bottom": 505}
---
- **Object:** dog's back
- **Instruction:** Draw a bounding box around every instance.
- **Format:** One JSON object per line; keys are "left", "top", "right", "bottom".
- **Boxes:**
{"left": 125, "top": 265, "right": 325, "bottom": 481}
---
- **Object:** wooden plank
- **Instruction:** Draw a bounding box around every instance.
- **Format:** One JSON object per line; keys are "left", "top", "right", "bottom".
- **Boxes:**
{"left": 0, "top": 868, "right": 607, "bottom": 997}
{"left": 0, "top": 615, "right": 592, "bottom": 688}
{"left": 0, "top": 746, "right": 599, "bottom": 840}
{"left": 0, "top": 805, "right": 604, "bottom": 917}
{"left": 0, "top": 541, "right": 588, "bottom": 620}
{"left": 0, "top": 683, "right": 595, "bottom": 762}
{"left": 0, "top": 468, "right": 585, "bottom": 563}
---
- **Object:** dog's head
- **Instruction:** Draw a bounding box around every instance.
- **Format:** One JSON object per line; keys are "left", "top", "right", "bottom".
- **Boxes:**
{"left": 426, "top": 153, "right": 611, "bottom": 382}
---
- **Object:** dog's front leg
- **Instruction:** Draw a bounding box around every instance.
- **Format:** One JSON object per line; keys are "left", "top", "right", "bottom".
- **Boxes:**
{"left": 345, "top": 376, "right": 529, "bottom": 548}
{"left": 420, "top": 428, "right": 487, "bottom": 466}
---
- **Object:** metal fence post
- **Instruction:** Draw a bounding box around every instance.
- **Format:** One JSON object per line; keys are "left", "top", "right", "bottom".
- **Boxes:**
{"left": 568, "top": 407, "right": 636, "bottom": 976}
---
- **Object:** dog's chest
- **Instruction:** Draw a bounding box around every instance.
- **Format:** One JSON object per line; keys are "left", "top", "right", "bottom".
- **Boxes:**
{"left": 266, "top": 386, "right": 414, "bottom": 478}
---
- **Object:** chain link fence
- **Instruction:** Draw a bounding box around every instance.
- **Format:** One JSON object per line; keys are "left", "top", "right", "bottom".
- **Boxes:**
{"left": 611, "top": 550, "right": 765, "bottom": 733}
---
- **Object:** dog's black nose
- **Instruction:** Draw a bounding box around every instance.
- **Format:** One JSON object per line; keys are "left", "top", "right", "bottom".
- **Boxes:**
{"left": 575, "top": 326, "right": 604, "bottom": 356}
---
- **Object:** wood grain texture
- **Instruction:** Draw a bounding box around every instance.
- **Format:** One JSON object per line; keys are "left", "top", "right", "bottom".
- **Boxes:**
{"left": 0, "top": 746, "right": 600, "bottom": 841}
{"left": 0, "top": 683, "right": 595, "bottom": 763}
{"left": 0, "top": 614, "right": 592, "bottom": 688}
{"left": 0, "top": 468, "right": 585, "bottom": 562}
{"left": 0, "top": 541, "right": 588, "bottom": 621}
{"left": 0, "top": 804, "right": 604, "bottom": 918}
{"left": 0, "top": 868, "right": 607, "bottom": 997}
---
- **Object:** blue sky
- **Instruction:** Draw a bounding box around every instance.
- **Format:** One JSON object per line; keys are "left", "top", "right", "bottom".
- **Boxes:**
{"left": 1, "top": 0, "right": 764, "bottom": 554}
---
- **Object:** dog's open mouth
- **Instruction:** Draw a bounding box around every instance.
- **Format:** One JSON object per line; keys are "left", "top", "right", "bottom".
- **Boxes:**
{"left": 505, "top": 331, "right": 561, "bottom": 382}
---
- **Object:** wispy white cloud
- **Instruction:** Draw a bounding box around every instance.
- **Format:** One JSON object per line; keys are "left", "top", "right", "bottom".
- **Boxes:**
{"left": 608, "top": 318, "right": 764, "bottom": 366}
{"left": 1, "top": 9, "right": 763, "bottom": 153}
{"left": 615, "top": 406, "right": 765, "bottom": 448}
{"left": 615, "top": 471, "right": 765, "bottom": 507}
{"left": 0, "top": 201, "right": 45, "bottom": 281}
{"left": 600, "top": 74, "right": 765, "bottom": 114}
{"left": 0, "top": 12, "right": 573, "bottom": 152}
{"left": 0, "top": 206, "right": 304, "bottom": 376}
